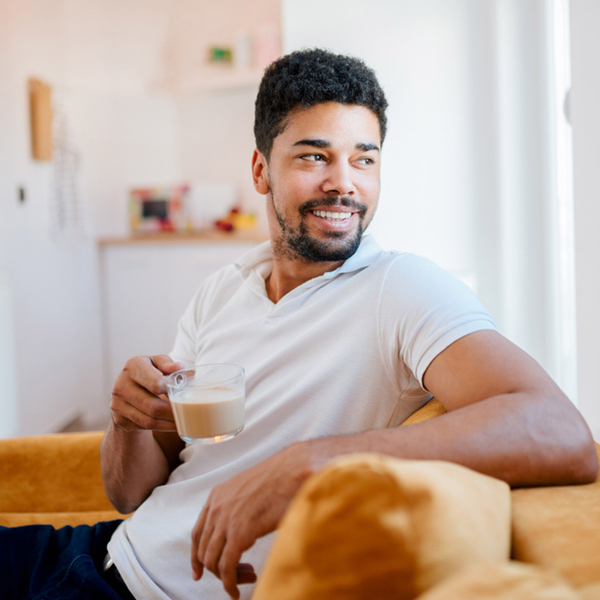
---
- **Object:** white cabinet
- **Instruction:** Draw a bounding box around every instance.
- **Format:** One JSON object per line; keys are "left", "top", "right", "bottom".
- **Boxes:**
{"left": 100, "top": 239, "right": 259, "bottom": 395}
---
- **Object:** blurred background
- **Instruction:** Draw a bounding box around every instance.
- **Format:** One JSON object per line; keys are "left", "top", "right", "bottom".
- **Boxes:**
{"left": 1, "top": 0, "right": 598, "bottom": 440}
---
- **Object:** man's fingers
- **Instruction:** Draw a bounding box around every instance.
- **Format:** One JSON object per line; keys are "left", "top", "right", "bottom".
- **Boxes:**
{"left": 236, "top": 563, "right": 257, "bottom": 585}
{"left": 150, "top": 354, "right": 185, "bottom": 388}
{"left": 112, "top": 404, "right": 176, "bottom": 432}
{"left": 201, "top": 524, "right": 226, "bottom": 577}
{"left": 150, "top": 354, "right": 184, "bottom": 373}
{"left": 110, "top": 355, "right": 184, "bottom": 432}
{"left": 219, "top": 543, "right": 245, "bottom": 599}
{"left": 123, "top": 355, "right": 183, "bottom": 397}
{"left": 111, "top": 381, "right": 176, "bottom": 431}
{"left": 191, "top": 510, "right": 257, "bottom": 596}
{"left": 191, "top": 549, "right": 203, "bottom": 582}
{"left": 191, "top": 506, "right": 210, "bottom": 580}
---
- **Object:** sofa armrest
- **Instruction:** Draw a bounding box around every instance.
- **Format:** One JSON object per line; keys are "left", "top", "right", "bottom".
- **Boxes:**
{"left": 400, "top": 398, "right": 600, "bottom": 588}
{"left": 0, "top": 431, "right": 116, "bottom": 516}
{"left": 511, "top": 442, "right": 600, "bottom": 588}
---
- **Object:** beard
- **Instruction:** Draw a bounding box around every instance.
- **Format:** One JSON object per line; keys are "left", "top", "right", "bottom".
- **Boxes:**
{"left": 271, "top": 195, "right": 369, "bottom": 263}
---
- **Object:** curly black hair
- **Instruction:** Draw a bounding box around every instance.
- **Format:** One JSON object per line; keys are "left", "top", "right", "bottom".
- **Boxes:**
{"left": 254, "top": 48, "right": 388, "bottom": 160}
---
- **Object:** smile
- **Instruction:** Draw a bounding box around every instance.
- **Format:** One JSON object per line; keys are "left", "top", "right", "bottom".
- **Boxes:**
{"left": 311, "top": 210, "right": 354, "bottom": 221}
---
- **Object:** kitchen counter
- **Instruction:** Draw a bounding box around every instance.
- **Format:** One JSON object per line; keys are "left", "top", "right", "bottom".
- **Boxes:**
{"left": 97, "top": 230, "right": 269, "bottom": 246}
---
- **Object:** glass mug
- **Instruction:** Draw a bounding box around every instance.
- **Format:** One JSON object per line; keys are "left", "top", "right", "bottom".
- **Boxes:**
{"left": 165, "top": 364, "right": 245, "bottom": 444}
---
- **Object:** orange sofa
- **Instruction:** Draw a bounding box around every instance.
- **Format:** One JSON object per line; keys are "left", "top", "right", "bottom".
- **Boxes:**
{"left": 1, "top": 400, "right": 599, "bottom": 599}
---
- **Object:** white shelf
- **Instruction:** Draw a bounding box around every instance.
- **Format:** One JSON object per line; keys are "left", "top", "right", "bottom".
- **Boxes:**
{"left": 152, "top": 66, "right": 264, "bottom": 97}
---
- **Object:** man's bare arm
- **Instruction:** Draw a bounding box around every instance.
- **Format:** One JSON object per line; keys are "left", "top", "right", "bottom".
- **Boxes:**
{"left": 191, "top": 330, "right": 598, "bottom": 599}
{"left": 303, "top": 329, "right": 598, "bottom": 486}
{"left": 100, "top": 355, "right": 186, "bottom": 514}
{"left": 403, "top": 329, "right": 597, "bottom": 485}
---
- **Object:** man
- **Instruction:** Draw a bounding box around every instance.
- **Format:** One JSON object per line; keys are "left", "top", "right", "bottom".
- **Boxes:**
{"left": 100, "top": 47, "right": 597, "bottom": 599}
{"left": 2, "top": 48, "right": 597, "bottom": 600}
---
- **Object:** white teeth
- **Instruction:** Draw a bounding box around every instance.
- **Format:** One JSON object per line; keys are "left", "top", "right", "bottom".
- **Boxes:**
{"left": 312, "top": 210, "right": 352, "bottom": 221}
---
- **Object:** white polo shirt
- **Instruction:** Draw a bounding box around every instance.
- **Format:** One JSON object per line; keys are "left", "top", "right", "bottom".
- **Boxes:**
{"left": 108, "top": 235, "right": 497, "bottom": 600}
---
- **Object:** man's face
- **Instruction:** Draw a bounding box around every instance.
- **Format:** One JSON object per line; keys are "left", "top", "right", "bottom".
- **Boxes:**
{"left": 253, "top": 102, "right": 381, "bottom": 263}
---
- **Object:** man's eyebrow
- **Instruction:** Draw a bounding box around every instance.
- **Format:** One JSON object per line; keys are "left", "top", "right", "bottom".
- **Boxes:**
{"left": 292, "top": 139, "right": 330, "bottom": 149}
{"left": 292, "top": 139, "right": 380, "bottom": 152}
{"left": 356, "top": 142, "right": 380, "bottom": 152}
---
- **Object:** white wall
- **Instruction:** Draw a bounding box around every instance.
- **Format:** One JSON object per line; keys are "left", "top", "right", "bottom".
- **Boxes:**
{"left": 173, "top": 0, "right": 280, "bottom": 227}
{"left": 282, "top": 0, "right": 564, "bottom": 392}
{"left": 5, "top": 0, "right": 592, "bottom": 435}
{"left": 178, "top": 89, "right": 265, "bottom": 224}
{"left": 569, "top": 0, "right": 600, "bottom": 438}
{"left": 0, "top": 272, "right": 19, "bottom": 438}
{"left": 0, "top": 0, "right": 182, "bottom": 435}
{"left": 284, "top": 0, "right": 475, "bottom": 274}
{"left": 58, "top": 0, "right": 183, "bottom": 238}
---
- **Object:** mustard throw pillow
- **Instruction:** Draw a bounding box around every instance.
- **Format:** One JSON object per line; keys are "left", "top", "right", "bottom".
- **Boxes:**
{"left": 253, "top": 453, "right": 511, "bottom": 600}
{"left": 580, "top": 583, "right": 600, "bottom": 600}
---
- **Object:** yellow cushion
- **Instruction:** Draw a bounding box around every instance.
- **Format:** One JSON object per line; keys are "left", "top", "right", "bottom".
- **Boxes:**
{"left": 415, "top": 562, "right": 580, "bottom": 600}
{"left": 579, "top": 583, "right": 600, "bottom": 600}
{"left": 253, "top": 453, "right": 511, "bottom": 600}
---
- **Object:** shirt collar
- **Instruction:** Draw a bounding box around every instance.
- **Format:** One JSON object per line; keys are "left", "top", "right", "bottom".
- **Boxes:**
{"left": 323, "top": 234, "right": 383, "bottom": 278}
{"left": 235, "top": 234, "right": 384, "bottom": 282}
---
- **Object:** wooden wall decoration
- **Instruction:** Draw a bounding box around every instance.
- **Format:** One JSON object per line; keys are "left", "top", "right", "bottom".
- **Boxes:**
{"left": 28, "top": 78, "right": 53, "bottom": 161}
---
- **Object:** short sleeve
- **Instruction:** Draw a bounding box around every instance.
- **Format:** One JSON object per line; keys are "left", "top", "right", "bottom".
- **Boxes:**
{"left": 378, "top": 255, "right": 497, "bottom": 391}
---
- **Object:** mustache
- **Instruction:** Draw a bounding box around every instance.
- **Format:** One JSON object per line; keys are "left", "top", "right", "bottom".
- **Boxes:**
{"left": 299, "top": 197, "right": 368, "bottom": 217}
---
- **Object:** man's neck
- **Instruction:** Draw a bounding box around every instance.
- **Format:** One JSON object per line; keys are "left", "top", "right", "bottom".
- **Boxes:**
{"left": 265, "top": 256, "right": 344, "bottom": 303}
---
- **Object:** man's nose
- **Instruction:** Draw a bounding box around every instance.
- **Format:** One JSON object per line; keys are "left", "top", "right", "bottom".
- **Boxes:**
{"left": 321, "top": 161, "right": 356, "bottom": 196}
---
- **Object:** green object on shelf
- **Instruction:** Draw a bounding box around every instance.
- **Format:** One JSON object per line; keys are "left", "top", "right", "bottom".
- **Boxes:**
{"left": 208, "top": 47, "right": 233, "bottom": 63}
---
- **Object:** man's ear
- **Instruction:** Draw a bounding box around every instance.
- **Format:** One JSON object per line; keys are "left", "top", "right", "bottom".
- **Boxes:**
{"left": 252, "top": 149, "right": 270, "bottom": 195}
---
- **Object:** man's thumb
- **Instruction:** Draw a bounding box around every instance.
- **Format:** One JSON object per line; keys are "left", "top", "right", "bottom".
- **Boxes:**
{"left": 151, "top": 354, "right": 185, "bottom": 375}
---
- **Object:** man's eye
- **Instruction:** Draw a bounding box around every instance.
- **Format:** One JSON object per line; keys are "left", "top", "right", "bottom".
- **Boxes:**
{"left": 301, "top": 154, "right": 325, "bottom": 162}
{"left": 357, "top": 157, "right": 375, "bottom": 165}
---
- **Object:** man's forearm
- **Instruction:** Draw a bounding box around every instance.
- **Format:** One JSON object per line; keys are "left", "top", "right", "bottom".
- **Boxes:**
{"left": 100, "top": 420, "right": 173, "bottom": 514}
{"left": 300, "top": 393, "right": 598, "bottom": 487}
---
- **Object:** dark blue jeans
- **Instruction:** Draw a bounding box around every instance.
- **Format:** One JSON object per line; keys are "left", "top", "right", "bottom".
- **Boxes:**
{"left": 0, "top": 520, "right": 132, "bottom": 600}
